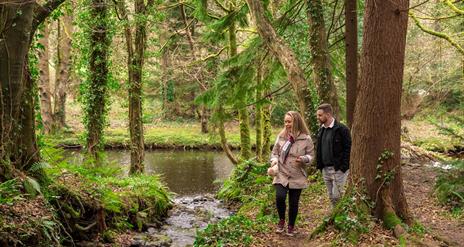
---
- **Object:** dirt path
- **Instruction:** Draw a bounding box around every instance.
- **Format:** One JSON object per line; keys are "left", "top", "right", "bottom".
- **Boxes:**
{"left": 403, "top": 162, "right": 464, "bottom": 246}
{"left": 250, "top": 161, "right": 463, "bottom": 246}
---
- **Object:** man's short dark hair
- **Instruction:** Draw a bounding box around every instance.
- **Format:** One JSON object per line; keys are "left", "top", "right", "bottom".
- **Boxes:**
{"left": 317, "top": 103, "right": 333, "bottom": 115}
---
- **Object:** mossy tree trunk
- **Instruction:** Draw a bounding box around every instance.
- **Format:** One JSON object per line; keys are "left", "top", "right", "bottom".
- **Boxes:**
{"left": 229, "top": 19, "right": 251, "bottom": 161}
{"left": 350, "top": 0, "right": 412, "bottom": 231}
{"left": 86, "top": 0, "right": 110, "bottom": 162}
{"left": 246, "top": 0, "right": 315, "bottom": 128}
{"left": 0, "top": 0, "right": 64, "bottom": 181}
{"left": 255, "top": 60, "right": 263, "bottom": 162}
{"left": 116, "top": 0, "right": 153, "bottom": 174}
{"left": 306, "top": 0, "right": 340, "bottom": 118}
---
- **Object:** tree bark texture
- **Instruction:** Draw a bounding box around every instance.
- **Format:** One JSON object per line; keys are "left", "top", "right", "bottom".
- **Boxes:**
{"left": 350, "top": 0, "right": 412, "bottom": 226}
{"left": 345, "top": 0, "right": 358, "bottom": 128}
{"left": 1, "top": 0, "right": 64, "bottom": 180}
{"left": 117, "top": 0, "right": 152, "bottom": 173}
{"left": 246, "top": 0, "right": 314, "bottom": 128}
{"left": 0, "top": 2, "right": 36, "bottom": 179}
{"left": 306, "top": 0, "right": 340, "bottom": 118}
{"left": 86, "top": 0, "right": 110, "bottom": 161}
{"left": 38, "top": 23, "right": 53, "bottom": 134}
{"left": 54, "top": 12, "right": 73, "bottom": 131}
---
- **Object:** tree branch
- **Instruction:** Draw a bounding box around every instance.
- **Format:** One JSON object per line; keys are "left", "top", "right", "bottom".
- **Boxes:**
{"left": 32, "top": 0, "right": 66, "bottom": 35}
{"left": 410, "top": 12, "right": 464, "bottom": 55}
{"left": 444, "top": 0, "right": 464, "bottom": 15}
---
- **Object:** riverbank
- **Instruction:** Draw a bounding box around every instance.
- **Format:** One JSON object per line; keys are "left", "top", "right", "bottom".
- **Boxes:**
{"left": 0, "top": 147, "right": 173, "bottom": 246}
{"left": 46, "top": 124, "right": 268, "bottom": 150}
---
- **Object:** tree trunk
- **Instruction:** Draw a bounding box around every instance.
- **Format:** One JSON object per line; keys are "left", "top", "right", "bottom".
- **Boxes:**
{"left": 0, "top": 2, "right": 36, "bottom": 180}
{"left": 1, "top": 0, "right": 64, "bottom": 181}
{"left": 350, "top": 0, "right": 412, "bottom": 229}
{"left": 262, "top": 103, "right": 272, "bottom": 160}
{"left": 229, "top": 19, "right": 251, "bottom": 161}
{"left": 345, "top": 0, "right": 358, "bottom": 128}
{"left": 255, "top": 60, "right": 263, "bottom": 161}
{"left": 246, "top": 0, "right": 314, "bottom": 128}
{"left": 116, "top": 0, "right": 149, "bottom": 174}
{"left": 86, "top": 0, "right": 110, "bottom": 161}
{"left": 128, "top": 0, "right": 148, "bottom": 174}
{"left": 54, "top": 11, "right": 73, "bottom": 131}
{"left": 200, "top": 106, "right": 209, "bottom": 133}
{"left": 38, "top": 23, "right": 53, "bottom": 134}
{"left": 19, "top": 64, "right": 40, "bottom": 173}
{"left": 306, "top": 0, "right": 340, "bottom": 117}
{"left": 217, "top": 109, "right": 238, "bottom": 165}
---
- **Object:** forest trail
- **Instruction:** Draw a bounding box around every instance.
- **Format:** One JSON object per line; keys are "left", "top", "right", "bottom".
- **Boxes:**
{"left": 250, "top": 160, "right": 463, "bottom": 246}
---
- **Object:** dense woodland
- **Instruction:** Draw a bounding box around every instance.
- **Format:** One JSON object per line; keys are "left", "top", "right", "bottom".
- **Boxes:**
{"left": 1, "top": 0, "right": 463, "bottom": 246}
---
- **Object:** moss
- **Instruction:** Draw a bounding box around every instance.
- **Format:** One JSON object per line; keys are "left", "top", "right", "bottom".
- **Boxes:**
{"left": 102, "top": 229, "right": 117, "bottom": 243}
{"left": 43, "top": 158, "right": 173, "bottom": 241}
{"left": 383, "top": 211, "right": 402, "bottom": 230}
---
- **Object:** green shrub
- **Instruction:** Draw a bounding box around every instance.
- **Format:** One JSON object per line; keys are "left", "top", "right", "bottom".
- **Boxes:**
{"left": 435, "top": 160, "right": 464, "bottom": 215}
{"left": 194, "top": 215, "right": 273, "bottom": 247}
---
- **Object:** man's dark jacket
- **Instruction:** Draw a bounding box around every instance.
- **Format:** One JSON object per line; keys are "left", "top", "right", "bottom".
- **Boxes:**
{"left": 316, "top": 120, "right": 352, "bottom": 172}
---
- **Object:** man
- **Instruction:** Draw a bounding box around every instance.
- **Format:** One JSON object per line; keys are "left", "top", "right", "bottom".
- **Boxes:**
{"left": 316, "top": 103, "right": 351, "bottom": 207}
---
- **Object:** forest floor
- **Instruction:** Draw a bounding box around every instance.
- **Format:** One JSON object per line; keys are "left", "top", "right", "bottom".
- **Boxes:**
{"left": 245, "top": 159, "right": 463, "bottom": 247}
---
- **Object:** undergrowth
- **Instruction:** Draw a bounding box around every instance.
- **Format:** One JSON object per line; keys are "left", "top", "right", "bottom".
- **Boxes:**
{"left": 0, "top": 146, "right": 173, "bottom": 246}
{"left": 435, "top": 159, "right": 464, "bottom": 218}
{"left": 311, "top": 188, "right": 373, "bottom": 244}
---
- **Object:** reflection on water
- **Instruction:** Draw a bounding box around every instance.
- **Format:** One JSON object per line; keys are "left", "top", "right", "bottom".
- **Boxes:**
{"left": 67, "top": 150, "right": 235, "bottom": 195}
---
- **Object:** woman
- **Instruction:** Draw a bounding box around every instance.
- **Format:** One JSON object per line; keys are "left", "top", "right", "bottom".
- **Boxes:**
{"left": 267, "top": 111, "right": 314, "bottom": 236}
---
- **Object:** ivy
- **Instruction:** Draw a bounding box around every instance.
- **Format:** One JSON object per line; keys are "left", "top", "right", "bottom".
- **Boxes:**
{"left": 74, "top": 0, "right": 116, "bottom": 157}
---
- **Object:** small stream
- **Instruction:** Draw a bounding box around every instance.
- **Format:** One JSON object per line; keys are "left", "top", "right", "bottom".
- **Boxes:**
{"left": 67, "top": 150, "right": 235, "bottom": 246}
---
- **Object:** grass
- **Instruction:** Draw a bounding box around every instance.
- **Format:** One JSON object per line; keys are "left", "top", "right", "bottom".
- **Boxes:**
{"left": 44, "top": 124, "right": 280, "bottom": 150}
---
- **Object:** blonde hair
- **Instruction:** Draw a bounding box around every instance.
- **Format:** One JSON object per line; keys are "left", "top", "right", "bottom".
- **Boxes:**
{"left": 279, "top": 111, "right": 310, "bottom": 138}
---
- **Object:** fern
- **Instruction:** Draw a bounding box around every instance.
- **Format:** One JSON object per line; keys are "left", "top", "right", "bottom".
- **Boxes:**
{"left": 23, "top": 176, "right": 42, "bottom": 196}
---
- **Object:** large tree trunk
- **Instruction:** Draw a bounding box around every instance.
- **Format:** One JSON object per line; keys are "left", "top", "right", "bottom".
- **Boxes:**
{"left": 54, "top": 12, "right": 73, "bottom": 131}
{"left": 38, "top": 23, "right": 53, "bottom": 134}
{"left": 86, "top": 0, "right": 110, "bottom": 161}
{"left": 1, "top": 0, "right": 64, "bottom": 181}
{"left": 246, "top": 0, "right": 314, "bottom": 128}
{"left": 306, "top": 0, "right": 340, "bottom": 117}
{"left": 345, "top": 0, "right": 358, "bottom": 128}
{"left": 0, "top": 2, "right": 36, "bottom": 180}
{"left": 350, "top": 0, "right": 412, "bottom": 229}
